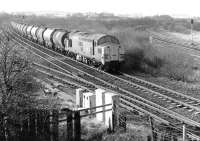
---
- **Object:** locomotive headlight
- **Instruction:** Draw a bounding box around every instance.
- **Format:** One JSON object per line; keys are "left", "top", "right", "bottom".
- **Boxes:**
{"left": 120, "top": 54, "right": 125, "bottom": 58}
{"left": 104, "top": 54, "right": 109, "bottom": 60}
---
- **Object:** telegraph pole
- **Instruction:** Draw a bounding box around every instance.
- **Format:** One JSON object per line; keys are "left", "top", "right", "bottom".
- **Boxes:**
{"left": 191, "top": 19, "right": 194, "bottom": 45}
{"left": 183, "top": 123, "right": 186, "bottom": 141}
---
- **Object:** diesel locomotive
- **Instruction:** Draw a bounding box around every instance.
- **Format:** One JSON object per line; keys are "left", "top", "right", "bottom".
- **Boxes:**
{"left": 11, "top": 21, "right": 125, "bottom": 72}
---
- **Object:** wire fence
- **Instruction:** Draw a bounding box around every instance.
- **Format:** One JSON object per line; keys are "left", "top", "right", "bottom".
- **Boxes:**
{"left": 1, "top": 102, "right": 200, "bottom": 141}
{"left": 0, "top": 108, "right": 81, "bottom": 141}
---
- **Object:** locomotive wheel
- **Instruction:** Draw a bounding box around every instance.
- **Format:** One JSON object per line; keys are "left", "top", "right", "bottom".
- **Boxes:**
{"left": 52, "top": 46, "right": 55, "bottom": 51}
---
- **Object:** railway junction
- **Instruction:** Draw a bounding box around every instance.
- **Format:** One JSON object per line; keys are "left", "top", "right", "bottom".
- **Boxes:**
{"left": 0, "top": 23, "right": 200, "bottom": 141}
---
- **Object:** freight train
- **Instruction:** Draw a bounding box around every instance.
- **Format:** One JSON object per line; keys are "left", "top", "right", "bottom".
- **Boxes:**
{"left": 10, "top": 21, "right": 125, "bottom": 72}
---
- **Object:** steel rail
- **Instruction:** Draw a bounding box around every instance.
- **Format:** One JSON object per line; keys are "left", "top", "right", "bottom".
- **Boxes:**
{"left": 119, "top": 73, "right": 200, "bottom": 106}
{"left": 33, "top": 60, "right": 175, "bottom": 124}
{"left": 6, "top": 28, "right": 200, "bottom": 127}
{"left": 9, "top": 30, "right": 200, "bottom": 113}
{"left": 6, "top": 28, "right": 200, "bottom": 139}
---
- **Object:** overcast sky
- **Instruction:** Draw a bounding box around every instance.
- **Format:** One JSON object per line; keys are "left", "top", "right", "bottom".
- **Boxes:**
{"left": 1, "top": 0, "right": 200, "bottom": 17}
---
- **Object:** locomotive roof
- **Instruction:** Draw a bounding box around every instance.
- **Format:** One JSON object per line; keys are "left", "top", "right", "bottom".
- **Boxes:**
{"left": 69, "top": 31, "right": 108, "bottom": 41}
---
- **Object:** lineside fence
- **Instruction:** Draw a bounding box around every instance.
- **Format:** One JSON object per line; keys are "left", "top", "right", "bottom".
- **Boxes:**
{"left": 0, "top": 100, "right": 126, "bottom": 141}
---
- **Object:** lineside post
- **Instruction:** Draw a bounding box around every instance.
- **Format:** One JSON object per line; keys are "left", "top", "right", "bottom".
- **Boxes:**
{"left": 73, "top": 111, "right": 81, "bottom": 141}
{"left": 67, "top": 109, "right": 73, "bottom": 141}
{"left": 3, "top": 115, "right": 8, "bottom": 141}
{"left": 191, "top": 19, "right": 194, "bottom": 45}
{"left": 112, "top": 96, "right": 120, "bottom": 132}
{"left": 149, "top": 116, "right": 157, "bottom": 141}
{"left": 49, "top": 110, "right": 53, "bottom": 141}
{"left": 183, "top": 123, "right": 186, "bottom": 141}
{"left": 52, "top": 110, "right": 59, "bottom": 141}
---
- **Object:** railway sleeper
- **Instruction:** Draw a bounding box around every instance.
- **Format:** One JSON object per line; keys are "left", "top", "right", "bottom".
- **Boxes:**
{"left": 192, "top": 103, "right": 200, "bottom": 106}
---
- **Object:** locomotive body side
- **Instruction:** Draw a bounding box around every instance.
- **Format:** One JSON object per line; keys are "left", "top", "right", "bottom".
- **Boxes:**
{"left": 68, "top": 32, "right": 124, "bottom": 71}
{"left": 67, "top": 32, "right": 94, "bottom": 59}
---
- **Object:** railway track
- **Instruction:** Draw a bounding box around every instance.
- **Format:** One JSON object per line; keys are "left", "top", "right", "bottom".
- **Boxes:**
{"left": 32, "top": 62, "right": 97, "bottom": 91}
{"left": 32, "top": 55, "right": 200, "bottom": 140}
{"left": 32, "top": 59, "right": 200, "bottom": 139}
{"left": 151, "top": 35, "right": 200, "bottom": 63}
{"left": 149, "top": 30, "right": 200, "bottom": 47}
{"left": 5, "top": 28, "right": 200, "bottom": 138}
{"left": 150, "top": 32, "right": 200, "bottom": 54}
{"left": 33, "top": 62, "right": 196, "bottom": 138}
{"left": 33, "top": 61, "right": 180, "bottom": 125}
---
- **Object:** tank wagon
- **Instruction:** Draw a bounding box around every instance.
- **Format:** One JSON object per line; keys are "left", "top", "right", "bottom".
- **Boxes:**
{"left": 43, "top": 28, "right": 57, "bottom": 48}
{"left": 23, "top": 25, "right": 29, "bottom": 36}
{"left": 52, "top": 29, "right": 69, "bottom": 52}
{"left": 26, "top": 25, "right": 34, "bottom": 39}
{"left": 22, "top": 24, "right": 27, "bottom": 36}
{"left": 36, "top": 27, "right": 47, "bottom": 44}
{"left": 31, "top": 26, "right": 39, "bottom": 41}
{"left": 10, "top": 21, "right": 125, "bottom": 72}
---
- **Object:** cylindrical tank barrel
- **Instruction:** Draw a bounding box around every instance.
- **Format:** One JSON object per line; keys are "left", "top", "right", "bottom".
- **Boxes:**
{"left": 22, "top": 24, "right": 27, "bottom": 35}
{"left": 52, "top": 30, "right": 69, "bottom": 51}
{"left": 36, "top": 27, "right": 47, "bottom": 44}
{"left": 43, "top": 28, "right": 56, "bottom": 47}
{"left": 26, "top": 25, "right": 34, "bottom": 39}
{"left": 31, "top": 26, "right": 39, "bottom": 40}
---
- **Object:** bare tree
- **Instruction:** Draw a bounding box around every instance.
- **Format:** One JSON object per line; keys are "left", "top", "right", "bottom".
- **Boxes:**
{"left": 0, "top": 33, "right": 39, "bottom": 117}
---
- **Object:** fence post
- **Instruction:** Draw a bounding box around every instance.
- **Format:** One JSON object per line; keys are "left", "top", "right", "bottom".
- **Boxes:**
{"left": 49, "top": 110, "right": 54, "bottom": 141}
{"left": 3, "top": 115, "right": 8, "bottom": 141}
{"left": 119, "top": 113, "right": 126, "bottom": 132}
{"left": 28, "top": 111, "right": 30, "bottom": 134}
{"left": 183, "top": 123, "right": 186, "bottom": 141}
{"left": 35, "top": 111, "right": 38, "bottom": 136}
{"left": 73, "top": 111, "right": 81, "bottom": 141}
{"left": 29, "top": 110, "right": 36, "bottom": 136}
{"left": 149, "top": 116, "right": 157, "bottom": 141}
{"left": 112, "top": 96, "right": 120, "bottom": 132}
{"left": 67, "top": 109, "right": 73, "bottom": 141}
{"left": 52, "top": 110, "right": 59, "bottom": 141}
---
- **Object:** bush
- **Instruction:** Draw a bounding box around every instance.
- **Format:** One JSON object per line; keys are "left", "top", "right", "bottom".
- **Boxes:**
{"left": 102, "top": 131, "right": 144, "bottom": 141}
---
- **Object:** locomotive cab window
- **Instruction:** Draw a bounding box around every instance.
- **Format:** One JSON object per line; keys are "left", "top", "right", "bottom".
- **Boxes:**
{"left": 98, "top": 36, "right": 120, "bottom": 45}
{"left": 98, "top": 48, "right": 102, "bottom": 54}
{"left": 92, "top": 40, "right": 95, "bottom": 55}
{"left": 68, "top": 39, "right": 72, "bottom": 47}
{"left": 93, "top": 40, "right": 96, "bottom": 47}
{"left": 79, "top": 41, "right": 83, "bottom": 46}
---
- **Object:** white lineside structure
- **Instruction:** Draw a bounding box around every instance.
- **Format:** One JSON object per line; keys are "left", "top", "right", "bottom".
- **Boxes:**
{"left": 76, "top": 88, "right": 119, "bottom": 129}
